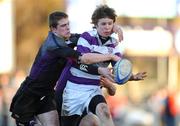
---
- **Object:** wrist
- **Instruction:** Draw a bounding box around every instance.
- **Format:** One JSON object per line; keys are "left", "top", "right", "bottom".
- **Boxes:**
{"left": 109, "top": 54, "right": 114, "bottom": 61}
{"left": 107, "top": 85, "right": 116, "bottom": 96}
{"left": 129, "top": 74, "right": 134, "bottom": 81}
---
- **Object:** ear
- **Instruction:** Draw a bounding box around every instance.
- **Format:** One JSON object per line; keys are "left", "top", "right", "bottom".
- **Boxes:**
{"left": 51, "top": 27, "right": 57, "bottom": 32}
{"left": 92, "top": 23, "right": 98, "bottom": 29}
{"left": 93, "top": 25, "right": 97, "bottom": 29}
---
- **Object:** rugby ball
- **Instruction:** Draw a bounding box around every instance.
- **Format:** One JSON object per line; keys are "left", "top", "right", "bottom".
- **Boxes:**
{"left": 113, "top": 58, "right": 132, "bottom": 84}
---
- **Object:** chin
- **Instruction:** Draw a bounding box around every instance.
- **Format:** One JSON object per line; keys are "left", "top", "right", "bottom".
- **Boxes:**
{"left": 103, "top": 35, "right": 110, "bottom": 38}
{"left": 103, "top": 33, "right": 111, "bottom": 37}
{"left": 65, "top": 34, "right": 71, "bottom": 38}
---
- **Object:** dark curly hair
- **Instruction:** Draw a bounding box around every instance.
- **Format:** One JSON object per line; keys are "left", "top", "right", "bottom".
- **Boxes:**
{"left": 91, "top": 5, "right": 117, "bottom": 26}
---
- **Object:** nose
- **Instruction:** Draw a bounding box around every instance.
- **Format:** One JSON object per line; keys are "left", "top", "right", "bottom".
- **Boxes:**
{"left": 105, "top": 24, "right": 111, "bottom": 29}
{"left": 105, "top": 24, "right": 111, "bottom": 30}
{"left": 66, "top": 24, "right": 70, "bottom": 29}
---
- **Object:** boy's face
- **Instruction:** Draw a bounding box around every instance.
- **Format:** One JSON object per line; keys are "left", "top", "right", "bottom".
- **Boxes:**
{"left": 96, "top": 18, "right": 114, "bottom": 38}
{"left": 52, "top": 17, "right": 71, "bottom": 39}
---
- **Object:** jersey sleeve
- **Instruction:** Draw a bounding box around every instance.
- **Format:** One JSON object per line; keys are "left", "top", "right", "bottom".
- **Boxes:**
{"left": 73, "top": 63, "right": 99, "bottom": 75}
{"left": 47, "top": 46, "right": 81, "bottom": 62}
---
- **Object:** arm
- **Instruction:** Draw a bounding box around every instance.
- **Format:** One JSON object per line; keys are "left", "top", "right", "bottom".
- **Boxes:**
{"left": 69, "top": 33, "right": 121, "bottom": 64}
{"left": 49, "top": 46, "right": 120, "bottom": 64}
{"left": 77, "top": 32, "right": 121, "bottom": 64}
{"left": 80, "top": 53, "right": 120, "bottom": 64}
{"left": 73, "top": 63, "right": 114, "bottom": 81}
{"left": 68, "top": 33, "right": 119, "bottom": 78}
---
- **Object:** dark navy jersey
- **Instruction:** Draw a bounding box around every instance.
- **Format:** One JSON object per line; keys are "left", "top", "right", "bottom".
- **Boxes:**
{"left": 23, "top": 32, "right": 81, "bottom": 96}
{"left": 66, "top": 33, "right": 81, "bottom": 48}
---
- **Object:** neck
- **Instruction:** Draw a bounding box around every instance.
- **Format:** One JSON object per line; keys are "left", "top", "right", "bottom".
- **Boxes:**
{"left": 98, "top": 33, "right": 110, "bottom": 44}
{"left": 53, "top": 32, "right": 60, "bottom": 37}
{"left": 52, "top": 32, "right": 67, "bottom": 40}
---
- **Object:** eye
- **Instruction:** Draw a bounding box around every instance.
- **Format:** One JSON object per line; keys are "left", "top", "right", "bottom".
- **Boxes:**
{"left": 59, "top": 23, "right": 69, "bottom": 27}
{"left": 101, "top": 22, "right": 106, "bottom": 26}
{"left": 108, "top": 22, "right": 113, "bottom": 25}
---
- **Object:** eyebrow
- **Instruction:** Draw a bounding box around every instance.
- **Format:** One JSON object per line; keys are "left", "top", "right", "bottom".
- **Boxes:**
{"left": 59, "top": 22, "right": 69, "bottom": 27}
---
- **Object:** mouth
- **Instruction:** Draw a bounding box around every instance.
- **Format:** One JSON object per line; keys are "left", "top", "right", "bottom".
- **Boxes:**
{"left": 66, "top": 31, "right": 71, "bottom": 35}
{"left": 104, "top": 32, "right": 111, "bottom": 36}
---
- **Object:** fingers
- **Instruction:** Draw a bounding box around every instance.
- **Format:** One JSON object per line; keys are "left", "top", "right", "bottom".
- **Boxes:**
{"left": 98, "top": 67, "right": 114, "bottom": 82}
{"left": 113, "top": 24, "right": 124, "bottom": 42}
{"left": 132, "top": 71, "right": 147, "bottom": 81}
{"left": 100, "top": 76, "right": 114, "bottom": 87}
{"left": 117, "top": 31, "right": 123, "bottom": 42}
{"left": 111, "top": 55, "right": 121, "bottom": 62}
{"left": 108, "top": 67, "right": 115, "bottom": 77}
{"left": 140, "top": 72, "right": 147, "bottom": 78}
{"left": 139, "top": 72, "right": 147, "bottom": 80}
{"left": 100, "top": 77, "right": 116, "bottom": 96}
{"left": 107, "top": 76, "right": 114, "bottom": 82}
{"left": 102, "top": 71, "right": 115, "bottom": 82}
{"left": 100, "top": 76, "right": 105, "bottom": 83}
{"left": 100, "top": 76, "right": 111, "bottom": 83}
{"left": 108, "top": 67, "right": 113, "bottom": 71}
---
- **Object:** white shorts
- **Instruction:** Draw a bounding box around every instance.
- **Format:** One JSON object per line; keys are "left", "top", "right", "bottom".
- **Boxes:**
{"left": 61, "top": 81, "right": 102, "bottom": 116}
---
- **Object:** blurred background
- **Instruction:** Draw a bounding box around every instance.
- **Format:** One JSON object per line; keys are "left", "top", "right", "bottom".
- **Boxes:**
{"left": 0, "top": 0, "right": 180, "bottom": 125}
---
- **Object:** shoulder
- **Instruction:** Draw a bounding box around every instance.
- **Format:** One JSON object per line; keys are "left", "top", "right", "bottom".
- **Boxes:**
{"left": 42, "top": 35, "right": 63, "bottom": 53}
{"left": 69, "top": 33, "right": 81, "bottom": 44}
{"left": 80, "top": 30, "right": 97, "bottom": 41}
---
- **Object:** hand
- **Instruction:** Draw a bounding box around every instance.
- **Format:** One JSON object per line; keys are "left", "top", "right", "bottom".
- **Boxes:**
{"left": 110, "top": 54, "right": 121, "bottom": 62}
{"left": 98, "top": 67, "right": 114, "bottom": 82}
{"left": 100, "top": 76, "right": 116, "bottom": 96}
{"left": 113, "top": 24, "right": 123, "bottom": 42}
{"left": 129, "top": 72, "right": 147, "bottom": 81}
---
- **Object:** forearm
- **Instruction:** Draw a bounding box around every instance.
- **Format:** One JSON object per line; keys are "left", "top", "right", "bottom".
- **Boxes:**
{"left": 74, "top": 63, "right": 113, "bottom": 77}
{"left": 80, "top": 53, "right": 120, "bottom": 64}
{"left": 74, "top": 63, "right": 99, "bottom": 75}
